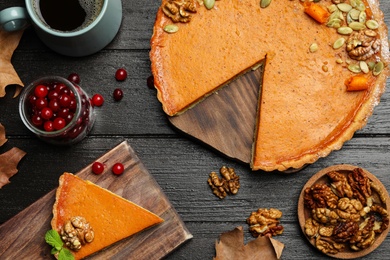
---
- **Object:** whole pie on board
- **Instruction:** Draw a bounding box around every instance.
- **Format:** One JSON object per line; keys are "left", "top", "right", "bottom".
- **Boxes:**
{"left": 51, "top": 172, "right": 163, "bottom": 259}
{"left": 150, "top": 0, "right": 389, "bottom": 171}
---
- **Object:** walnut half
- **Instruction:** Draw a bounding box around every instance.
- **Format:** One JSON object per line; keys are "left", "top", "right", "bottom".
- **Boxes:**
{"left": 162, "top": 0, "right": 197, "bottom": 23}
{"left": 60, "top": 216, "right": 94, "bottom": 251}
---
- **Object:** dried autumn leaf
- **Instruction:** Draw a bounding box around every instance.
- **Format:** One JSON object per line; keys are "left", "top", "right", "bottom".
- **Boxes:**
{"left": 0, "top": 29, "right": 24, "bottom": 98}
{"left": 0, "top": 123, "right": 7, "bottom": 146}
{"left": 214, "top": 226, "right": 284, "bottom": 260}
{"left": 0, "top": 147, "right": 26, "bottom": 188}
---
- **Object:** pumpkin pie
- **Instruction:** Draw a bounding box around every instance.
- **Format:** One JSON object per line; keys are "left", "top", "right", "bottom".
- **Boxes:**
{"left": 51, "top": 172, "right": 163, "bottom": 259}
{"left": 150, "top": 0, "right": 389, "bottom": 171}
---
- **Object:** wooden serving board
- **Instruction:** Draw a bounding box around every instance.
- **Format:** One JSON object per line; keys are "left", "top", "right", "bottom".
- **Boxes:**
{"left": 0, "top": 141, "right": 192, "bottom": 259}
{"left": 169, "top": 65, "right": 263, "bottom": 164}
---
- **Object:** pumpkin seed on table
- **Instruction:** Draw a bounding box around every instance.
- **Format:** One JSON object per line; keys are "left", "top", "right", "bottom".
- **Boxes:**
{"left": 260, "top": 0, "right": 272, "bottom": 8}
{"left": 204, "top": 0, "right": 215, "bottom": 10}
{"left": 164, "top": 24, "right": 179, "bottom": 33}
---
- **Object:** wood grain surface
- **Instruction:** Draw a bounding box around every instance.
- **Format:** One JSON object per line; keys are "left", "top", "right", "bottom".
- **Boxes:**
{"left": 169, "top": 66, "right": 263, "bottom": 164}
{"left": 0, "top": 0, "right": 389, "bottom": 259}
{"left": 0, "top": 141, "right": 192, "bottom": 259}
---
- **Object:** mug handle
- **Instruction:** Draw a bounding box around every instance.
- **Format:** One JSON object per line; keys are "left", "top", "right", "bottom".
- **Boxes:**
{"left": 0, "top": 7, "right": 30, "bottom": 32}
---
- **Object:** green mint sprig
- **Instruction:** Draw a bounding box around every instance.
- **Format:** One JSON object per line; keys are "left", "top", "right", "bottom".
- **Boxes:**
{"left": 45, "top": 229, "right": 75, "bottom": 260}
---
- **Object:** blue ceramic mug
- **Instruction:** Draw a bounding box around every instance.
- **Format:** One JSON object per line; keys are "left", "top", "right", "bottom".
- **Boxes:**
{"left": 0, "top": 0, "right": 122, "bottom": 57}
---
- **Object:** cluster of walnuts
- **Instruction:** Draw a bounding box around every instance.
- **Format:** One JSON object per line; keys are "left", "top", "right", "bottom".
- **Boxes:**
{"left": 304, "top": 168, "right": 389, "bottom": 254}
{"left": 60, "top": 216, "right": 94, "bottom": 251}
{"left": 162, "top": 0, "right": 197, "bottom": 23}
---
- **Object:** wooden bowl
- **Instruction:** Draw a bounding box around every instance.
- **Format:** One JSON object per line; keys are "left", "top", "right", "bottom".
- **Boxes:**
{"left": 298, "top": 164, "right": 390, "bottom": 259}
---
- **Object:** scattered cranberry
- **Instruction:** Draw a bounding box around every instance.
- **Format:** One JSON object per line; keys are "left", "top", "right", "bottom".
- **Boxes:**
{"left": 34, "top": 84, "right": 48, "bottom": 98}
{"left": 147, "top": 75, "right": 154, "bottom": 89}
{"left": 92, "top": 161, "right": 105, "bottom": 175}
{"left": 112, "top": 163, "right": 124, "bottom": 175}
{"left": 68, "top": 73, "right": 81, "bottom": 84}
{"left": 92, "top": 94, "right": 104, "bottom": 107}
{"left": 115, "top": 68, "right": 127, "bottom": 81}
{"left": 113, "top": 88, "right": 123, "bottom": 101}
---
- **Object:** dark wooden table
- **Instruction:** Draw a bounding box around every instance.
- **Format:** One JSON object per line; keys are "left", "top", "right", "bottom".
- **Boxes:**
{"left": 1, "top": 0, "right": 389, "bottom": 259}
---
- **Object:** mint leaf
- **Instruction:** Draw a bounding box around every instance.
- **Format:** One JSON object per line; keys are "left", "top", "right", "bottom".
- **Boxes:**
{"left": 51, "top": 247, "right": 60, "bottom": 255}
{"left": 45, "top": 229, "right": 63, "bottom": 250}
{"left": 58, "top": 248, "right": 75, "bottom": 260}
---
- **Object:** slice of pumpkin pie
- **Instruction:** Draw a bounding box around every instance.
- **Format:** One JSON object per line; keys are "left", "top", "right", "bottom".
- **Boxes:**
{"left": 150, "top": 0, "right": 389, "bottom": 171}
{"left": 51, "top": 172, "right": 163, "bottom": 259}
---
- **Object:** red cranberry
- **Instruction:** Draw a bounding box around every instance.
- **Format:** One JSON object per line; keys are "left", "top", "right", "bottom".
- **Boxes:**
{"left": 92, "top": 162, "right": 104, "bottom": 175}
{"left": 53, "top": 117, "right": 66, "bottom": 130}
{"left": 115, "top": 68, "right": 127, "bottom": 81}
{"left": 34, "top": 84, "right": 48, "bottom": 98}
{"left": 67, "top": 73, "right": 81, "bottom": 84}
{"left": 112, "top": 163, "right": 124, "bottom": 175}
{"left": 41, "top": 107, "right": 53, "bottom": 120}
{"left": 49, "top": 99, "right": 60, "bottom": 112}
{"left": 113, "top": 88, "right": 123, "bottom": 101}
{"left": 31, "top": 114, "right": 43, "bottom": 126}
{"left": 35, "top": 98, "right": 48, "bottom": 110}
{"left": 43, "top": 121, "right": 54, "bottom": 132}
{"left": 147, "top": 76, "right": 154, "bottom": 89}
{"left": 59, "top": 94, "right": 71, "bottom": 107}
{"left": 92, "top": 94, "right": 104, "bottom": 107}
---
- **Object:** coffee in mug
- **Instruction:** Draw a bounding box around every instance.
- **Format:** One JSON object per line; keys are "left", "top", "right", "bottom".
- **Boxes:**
{"left": 34, "top": 0, "right": 104, "bottom": 32}
{"left": 0, "top": 0, "right": 122, "bottom": 57}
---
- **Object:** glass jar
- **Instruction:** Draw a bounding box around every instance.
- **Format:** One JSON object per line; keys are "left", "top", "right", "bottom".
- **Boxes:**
{"left": 19, "top": 76, "right": 95, "bottom": 145}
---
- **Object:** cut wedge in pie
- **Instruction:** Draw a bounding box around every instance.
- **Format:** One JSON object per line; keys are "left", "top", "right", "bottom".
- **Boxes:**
{"left": 51, "top": 172, "right": 163, "bottom": 259}
{"left": 150, "top": 0, "right": 389, "bottom": 171}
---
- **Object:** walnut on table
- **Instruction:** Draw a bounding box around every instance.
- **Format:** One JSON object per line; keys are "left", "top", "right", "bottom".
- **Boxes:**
{"left": 207, "top": 166, "right": 240, "bottom": 199}
{"left": 247, "top": 208, "right": 284, "bottom": 237}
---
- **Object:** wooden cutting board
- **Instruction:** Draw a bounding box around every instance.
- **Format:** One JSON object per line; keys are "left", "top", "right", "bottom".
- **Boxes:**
{"left": 169, "top": 65, "right": 263, "bottom": 165}
{"left": 0, "top": 141, "right": 192, "bottom": 259}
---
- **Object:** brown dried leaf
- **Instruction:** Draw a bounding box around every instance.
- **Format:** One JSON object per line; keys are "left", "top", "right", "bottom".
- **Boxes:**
{"left": 0, "top": 147, "right": 26, "bottom": 188}
{"left": 0, "top": 123, "right": 7, "bottom": 146}
{"left": 0, "top": 29, "right": 24, "bottom": 98}
{"left": 214, "top": 226, "right": 284, "bottom": 260}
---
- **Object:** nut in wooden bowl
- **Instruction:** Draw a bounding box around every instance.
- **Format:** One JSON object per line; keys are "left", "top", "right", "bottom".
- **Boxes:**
{"left": 298, "top": 164, "right": 389, "bottom": 259}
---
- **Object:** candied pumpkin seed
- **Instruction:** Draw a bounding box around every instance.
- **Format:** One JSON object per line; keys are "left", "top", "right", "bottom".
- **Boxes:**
{"left": 337, "top": 27, "right": 353, "bottom": 35}
{"left": 260, "top": 0, "right": 272, "bottom": 8}
{"left": 337, "top": 3, "right": 352, "bottom": 13}
{"left": 373, "top": 61, "right": 384, "bottom": 76}
{"left": 366, "top": 20, "right": 379, "bottom": 30}
{"left": 367, "top": 61, "right": 376, "bottom": 70}
{"left": 349, "top": 22, "right": 366, "bottom": 30}
{"left": 327, "top": 4, "right": 338, "bottom": 13}
{"left": 164, "top": 24, "right": 179, "bottom": 33}
{"left": 333, "top": 37, "right": 346, "bottom": 49}
{"left": 204, "top": 0, "right": 215, "bottom": 10}
{"left": 327, "top": 18, "right": 342, "bottom": 28}
{"left": 348, "top": 9, "right": 360, "bottom": 21}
